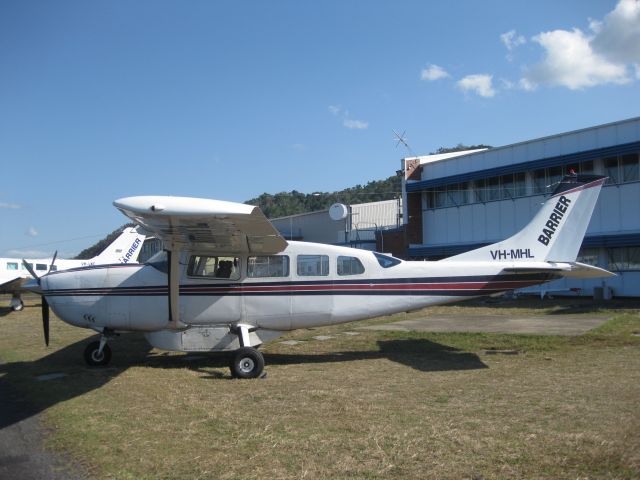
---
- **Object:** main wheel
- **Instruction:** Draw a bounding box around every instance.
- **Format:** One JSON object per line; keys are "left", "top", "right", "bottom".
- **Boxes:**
{"left": 84, "top": 341, "right": 112, "bottom": 367}
{"left": 12, "top": 300, "right": 24, "bottom": 312}
{"left": 230, "top": 347, "right": 264, "bottom": 379}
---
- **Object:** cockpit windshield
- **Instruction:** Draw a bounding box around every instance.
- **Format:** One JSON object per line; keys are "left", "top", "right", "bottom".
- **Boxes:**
{"left": 373, "top": 252, "right": 402, "bottom": 268}
{"left": 146, "top": 250, "right": 169, "bottom": 274}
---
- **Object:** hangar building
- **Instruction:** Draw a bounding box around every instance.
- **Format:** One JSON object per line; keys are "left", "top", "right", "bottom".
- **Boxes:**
{"left": 401, "top": 117, "right": 640, "bottom": 297}
{"left": 270, "top": 199, "right": 402, "bottom": 252}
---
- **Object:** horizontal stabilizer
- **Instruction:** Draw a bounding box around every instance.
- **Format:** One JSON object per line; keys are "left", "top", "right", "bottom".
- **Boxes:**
{"left": 504, "top": 261, "right": 615, "bottom": 279}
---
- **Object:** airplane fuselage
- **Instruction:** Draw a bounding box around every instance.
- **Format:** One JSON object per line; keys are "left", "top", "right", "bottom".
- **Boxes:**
{"left": 41, "top": 241, "right": 557, "bottom": 336}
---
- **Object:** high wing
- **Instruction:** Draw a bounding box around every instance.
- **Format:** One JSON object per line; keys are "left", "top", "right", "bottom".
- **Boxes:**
{"left": 0, "top": 276, "right": 27, "bottom": 293}
{"left": 113, "top": 196, "right": 287, "bottom": 254}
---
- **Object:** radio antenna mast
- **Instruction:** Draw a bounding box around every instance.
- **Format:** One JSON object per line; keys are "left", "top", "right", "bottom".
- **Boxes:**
{"left": 393, "top": 129, "right": 417, "bottom": 157}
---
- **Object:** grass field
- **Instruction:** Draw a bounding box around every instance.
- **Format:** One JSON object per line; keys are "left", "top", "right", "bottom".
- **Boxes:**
{"left": 1, "top": 295, "right": 639, "bottom": 479}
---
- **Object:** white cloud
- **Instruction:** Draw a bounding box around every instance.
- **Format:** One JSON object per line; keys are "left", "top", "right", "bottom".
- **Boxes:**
{"left": 500, "top": 30, "right": 526, "bottom": 61}
{"left": 519, "top": 77, "right": 537, "bottom": 91}
{"left": 524, "top": 28, "right": 629, "bottom": 90}
{"left": 329, "top": 104, "right": 368, "bottom": 129}
{"left": 343, "top": 119, "right": 369, "bottom": 129}
{"left": 457, "top": 74, "right": 496, "bottom": 97}
{"left": 0, "top": 202, "right": 21, "bottom": 209}
{"left": 591, "top": 0, "right": 640, "bottom": 65}
{"left": 420, "top": 64, "right": 449, "bottom": 81}
{"left": 522, "top": 0, "right": 638, "bottom": 90}
{"left": 27, "top": 226, "right": 38, "bottom": 237}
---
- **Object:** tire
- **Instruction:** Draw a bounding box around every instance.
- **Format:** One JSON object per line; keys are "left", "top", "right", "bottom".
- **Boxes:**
{"left": 12, "top": 301, "right": 24, "bottom": 312}
{"left": 230, "top": 347, "right": 264, "bottom": 379}
{"left": 84, "top": 341, "right": 112, "bottom": 367}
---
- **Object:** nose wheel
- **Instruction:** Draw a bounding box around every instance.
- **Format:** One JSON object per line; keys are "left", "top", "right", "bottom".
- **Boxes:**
{"left": 84, "top": 336, "right": 112, "bottom": 367}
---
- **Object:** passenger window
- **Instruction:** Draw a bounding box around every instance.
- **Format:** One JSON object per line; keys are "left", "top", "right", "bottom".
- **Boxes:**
{"left": 22, "top": 262, "right": 33, "bottom": 270}
{"left": 36, "top": 263, "right": 47, "bottom": 271}
{"left": 188, "top": 255, "right": 240, "bottom": 280}
{"left": 6, "top": 262, "right": 18, "bottom": 270}
{"left": 373, "top": 252, "right": 401, "bottom": 268}
{"left": 337, "top": 256, "right": 365, "bottom": 276}
{"left": 297, "top": 255, "right": 329, "bottom": 276}
{"left": 248, "top": 256, "right": 290, "bottom": 278}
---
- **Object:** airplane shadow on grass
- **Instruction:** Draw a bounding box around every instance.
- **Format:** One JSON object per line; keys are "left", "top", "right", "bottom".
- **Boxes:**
{"left": 0, "top": 333, "right": 486, "bottom": 429}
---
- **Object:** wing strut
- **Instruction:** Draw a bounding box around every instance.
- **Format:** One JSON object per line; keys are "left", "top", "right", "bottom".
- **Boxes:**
{"left": 167, "top": 246, "right": 184, "bottom": 329}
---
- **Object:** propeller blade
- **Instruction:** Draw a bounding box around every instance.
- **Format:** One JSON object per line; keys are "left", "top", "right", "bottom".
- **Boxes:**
{"left": 22, "top": 259, "right": 39, "bottom": 282}
{"left": 48, "top": 251, "right": 58, "bottom": 274}
{"left": 42, "top": 297, "right": 50, "bottom": 346}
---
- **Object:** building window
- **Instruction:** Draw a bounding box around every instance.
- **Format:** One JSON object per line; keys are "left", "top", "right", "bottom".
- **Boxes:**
{"left": 500, "top": 174, "right": 514, "bottom": 199}
{"left": 621, "top": 153, "right": 639, "bottom": 183}
{"left": 474, "top": 179, "right": 486, "bottom": 202}
{"left": 514, "top": 172, "right": 526, "bottom": 197}
{"left": 424, "top": 191, "right": 434, "bottom": 210}
{"left": 247, "top": 255, "right": 289, "bottom": 278}
{"left": 188, "top": 255, "right": 240, "bottom": 279}
{"left": 486, "top": 177, "right": 500, "bottom": 201}
{"left": 297, "top": 255, "right": 329, "bottom": 276}
{"left": 607, "top": 247, "right": 640, "bottom": 271}
{"left": 579, "top": 160, "right": 595, "bottom": 175}
{"left": 460, "top": 182, "right": 469, "bottom": 204}
{"left": 533, "top": 169, "right": 546, "bottom": 194}
{"left": 604, "top": 156, "right": 619, "bottom": 184}
{"left": 337, "top": 256, "right": 365, "bottom": 275}
{"left": 577, "top": 248, "right": 599, "bottom": 266}
{"left": 547, "top": 166, "right": 563, "bottom": 189}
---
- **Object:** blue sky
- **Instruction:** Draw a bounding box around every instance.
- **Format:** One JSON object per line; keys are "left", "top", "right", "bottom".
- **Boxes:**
{"left": 1, "top": 0, "right": 639, "bottom": 258}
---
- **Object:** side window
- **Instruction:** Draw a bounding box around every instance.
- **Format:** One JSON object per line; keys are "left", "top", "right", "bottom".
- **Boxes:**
{"left": 297, "top": 255, "right": 329, "bottom": 276}
{"left": 22, "top": 262, "right": 33, "bottom": 271}
{"left": 337, "top": 256, "right": 365, "bottom": 276}
{"left": 6, "top": 262, "right": 18, "bottom": 270}
{"left": 247, "top": 256, "right": 290, "bottom": 278}
{"left": 373, "top": 252, "right": 401, "bottom": 268}
{"left": 36, "top": 263, "right": 48, "bottom": 271}
{"left": 187, "top": 255, "right": 240, "bottom": 280}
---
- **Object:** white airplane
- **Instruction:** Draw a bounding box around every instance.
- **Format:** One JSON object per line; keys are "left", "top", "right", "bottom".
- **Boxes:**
{"left": 26, "top": 174, "right": 613, "bottom": 378}
{"left": 1, "top": 227, "right": 146, "bottom": 311}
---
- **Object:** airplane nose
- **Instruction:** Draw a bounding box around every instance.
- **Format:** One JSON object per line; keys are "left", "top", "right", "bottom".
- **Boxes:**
{"left": 23, "top": 278, "right": 42, "bottom": 294}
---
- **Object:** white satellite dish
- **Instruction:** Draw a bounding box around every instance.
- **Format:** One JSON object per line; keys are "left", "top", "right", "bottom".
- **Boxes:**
{"left": 329, "top": 203, "right": 348, "bottom": 221}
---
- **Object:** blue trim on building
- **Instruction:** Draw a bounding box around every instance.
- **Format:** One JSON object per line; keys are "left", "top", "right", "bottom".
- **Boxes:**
{"left": 581, "top": 232, "right": 640, "bottom": 248}
{"left": 406, "top": 141, "right": 640, "bottom": 192}
{"left": 409, "top": 233, "right": 640, "bottom": 258}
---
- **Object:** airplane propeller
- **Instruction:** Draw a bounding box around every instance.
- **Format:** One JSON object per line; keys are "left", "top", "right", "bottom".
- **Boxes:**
{"left": 21, "top": 251, "right": 57, "bottom": 347}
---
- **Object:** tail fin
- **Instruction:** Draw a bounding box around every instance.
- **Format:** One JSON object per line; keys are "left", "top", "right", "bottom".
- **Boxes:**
{"left": 90, "top": 227, "right": 147, "bottom": 265}
{"left": 446, "top": 174, "right": 606, "bottom": 263}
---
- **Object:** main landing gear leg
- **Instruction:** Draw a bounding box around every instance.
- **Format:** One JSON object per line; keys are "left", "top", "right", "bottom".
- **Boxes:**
{"left": 84, "top": 329, "right": 114, "bottom": 367}
{"left": 229, "top": 324, "right": 264, "bottom": 379}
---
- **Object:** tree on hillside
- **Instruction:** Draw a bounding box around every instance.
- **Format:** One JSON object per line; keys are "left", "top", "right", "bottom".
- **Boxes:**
{"left": 431, "top": 144, "right": 492, "bottom": 155}
{"left": 245, "top": 175, "right": 401, "bottom": 218}
{"left": 74, "top": 224, "right": 134, "bottom": 259}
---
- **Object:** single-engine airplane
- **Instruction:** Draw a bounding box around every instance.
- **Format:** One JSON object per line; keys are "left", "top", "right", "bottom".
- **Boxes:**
{"left": 26, "top": 174, "right": 613, "bottom": 378}
{"left": 1, "top": 227, "right": 146, "bottom": 312}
